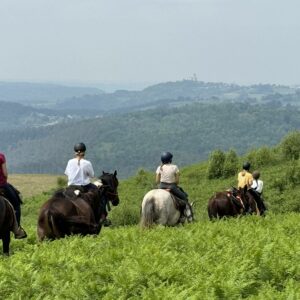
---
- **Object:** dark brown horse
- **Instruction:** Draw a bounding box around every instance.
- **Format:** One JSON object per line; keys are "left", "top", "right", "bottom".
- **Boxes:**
{"left": 208, "top": 186, "right": 259, "bottom": 220}
{"left": 0, "top": 195, "right": 18, "bottom": 255}
{"left": 37, "top": 171, "right": 119, "bottom": 241}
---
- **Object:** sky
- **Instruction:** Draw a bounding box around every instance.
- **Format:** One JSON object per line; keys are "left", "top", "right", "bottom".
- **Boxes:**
{"left": 1, "top": 0, "right": 300, "bottom": 90}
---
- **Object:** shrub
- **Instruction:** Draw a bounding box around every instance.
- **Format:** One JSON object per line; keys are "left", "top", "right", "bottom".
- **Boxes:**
{"left": 284, "top": 161, "right": 300, "bottom": 187}
{"left": 56, "top": 176, "right": 67, "bottom": 189}
{"left": 207, "top": 150, "right": 225, "bottom": 179}
{"left": 280, "top": 131, "right": 300, "bottom": 160}
{"left": 245, "top": 146, "right": 276, "bottom": 169}
{"left": 223, "top": 149, "right": 239, "bottom": 178}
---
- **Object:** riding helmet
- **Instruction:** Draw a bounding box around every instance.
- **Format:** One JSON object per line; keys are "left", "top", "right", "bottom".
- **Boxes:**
{"left": 242, "top": 162, "right": 251, "bottom": 171}
{"left": 74, "top": 142, "right": 86, "bottom": 153}
{"left": 161, "top": 152, "right": 173, "bottom": 164}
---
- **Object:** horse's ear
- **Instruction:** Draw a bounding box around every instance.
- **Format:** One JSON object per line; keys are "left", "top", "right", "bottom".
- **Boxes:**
{"left": 243, "top": 185, "right": 248, "bottom": 194}
{"left": 114, "top": 170, "right": 117, "bottom": 176}
{"left": 102, "top": 171, "right": 105, "bottom": 175}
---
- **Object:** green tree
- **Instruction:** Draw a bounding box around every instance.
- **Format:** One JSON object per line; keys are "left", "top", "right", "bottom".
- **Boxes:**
{"left": 207, "top": 149, "right": 225, "bottom": 179}
{"left": 280, "top": 131, "right": 300, "bottom": 160}
{"left": 223, "top": 149, "right": 239, "bottom": 178}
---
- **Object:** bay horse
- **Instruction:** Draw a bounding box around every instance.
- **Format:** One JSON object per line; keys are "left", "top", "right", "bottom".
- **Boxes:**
{"left": 140, "top": 189, "right": 194, "bottom": 228}
{"left": 0, "top": 195, "right": 18, "bottom": 255}
{"left": 207, "top": 186, "right": 259, "bottom": 220}
{"left": 37, "top": 171, "right": 119, "bottom": 241}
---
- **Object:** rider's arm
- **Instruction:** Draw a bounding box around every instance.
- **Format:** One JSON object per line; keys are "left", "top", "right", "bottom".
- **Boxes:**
{"left": 175, "top": 172, "right": 179, "bottom": 185}
{"left": 155, "top": 173, "right": 161, "bottom": 184}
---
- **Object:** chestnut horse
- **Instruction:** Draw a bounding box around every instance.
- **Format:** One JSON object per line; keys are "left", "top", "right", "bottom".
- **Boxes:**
{"left": 0, "top": 195, "right": 18, "bottom": 255}
{"left": 208, "top": 186, "right": 259, "bottom": 220}
{"left": 37, "top": 171, "right": 119, "bottom": 241}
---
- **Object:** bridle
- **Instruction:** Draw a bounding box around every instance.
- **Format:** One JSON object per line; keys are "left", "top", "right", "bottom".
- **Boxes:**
{"left": 96, "top": 175, "right": 119, "bottom": 203}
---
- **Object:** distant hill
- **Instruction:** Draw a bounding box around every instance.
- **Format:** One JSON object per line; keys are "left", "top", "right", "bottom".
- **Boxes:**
{"left": 0, "top": 101, "right": 93, "bottom": 129}
{"left": 0, "top": 81, "right": 104, "bottom": 107}
{"left": 2, "top": 101, "right": 300, "bottom": 177}
{"left": 55, "top": 80, "right": 300, "bottom": 113}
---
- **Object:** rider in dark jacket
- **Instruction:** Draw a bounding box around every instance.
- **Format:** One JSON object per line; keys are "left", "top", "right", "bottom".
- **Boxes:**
{"left": 0, "top": 152, "right": 27, "bottom": 239}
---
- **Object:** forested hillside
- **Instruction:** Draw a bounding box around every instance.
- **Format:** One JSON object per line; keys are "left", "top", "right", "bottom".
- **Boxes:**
{"left": 3, "top": 101, "right": 300, "bottom": 177}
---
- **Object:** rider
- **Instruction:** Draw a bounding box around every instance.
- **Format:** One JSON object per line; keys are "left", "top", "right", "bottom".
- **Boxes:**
{"left": 251, "top": 170, "right": 267, "bottom": 215}
{"left": 155, "top": 151, "right": 189, "bottom": 221}
{"left": 0, "top": 152, "right": 27, "bottom": 239}
{"left": 237, "top": 162, "right": 264, "bottom": 215}
{"left": 237, "top": 162, "right": 253, "bottom": 189}
{"left": 65, "top": 143, "right": 111, "bottom": 226}
{"left": 65, "top": 143, "right": 96, "bottom": 192}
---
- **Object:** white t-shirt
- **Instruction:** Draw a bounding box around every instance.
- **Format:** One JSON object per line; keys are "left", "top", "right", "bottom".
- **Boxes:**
{"left": 251, "top": 179, "right": 263, "bottom": 194}
{"left": 64, "top": 158, "right": 95, "bottom": 186}
{"left": 156, "top": 164, "right": 179, "bottom": 183}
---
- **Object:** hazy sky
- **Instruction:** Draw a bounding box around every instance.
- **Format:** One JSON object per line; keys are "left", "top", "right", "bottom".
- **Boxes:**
{"left": 1, "top": 0, "right": 300, "bottom": 88}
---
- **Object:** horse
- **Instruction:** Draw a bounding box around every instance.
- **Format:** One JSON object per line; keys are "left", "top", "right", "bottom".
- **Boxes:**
{"left": 0, "top": 195, "right": 18, "bottom": 255}
{"left": 37, "top": 171, "right": 119, "bottom": 241}
{"left": 207, "top": 186, "right": 259, "bottom": 220}
{"left": 140, "top": 189, "right": 194, "bottom": 228}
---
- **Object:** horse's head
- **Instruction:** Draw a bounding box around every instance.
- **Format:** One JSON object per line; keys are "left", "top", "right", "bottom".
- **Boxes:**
{"left": 96, "top": 170, "right": 120, "bottom": 206}
{"left": 184, "top": 202, "right": 195, "bottom": 223}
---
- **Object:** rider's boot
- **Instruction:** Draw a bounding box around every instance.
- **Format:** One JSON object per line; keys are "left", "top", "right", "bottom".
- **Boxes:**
{"left": 14, "top": 226, "right": 27, "bottom": 239}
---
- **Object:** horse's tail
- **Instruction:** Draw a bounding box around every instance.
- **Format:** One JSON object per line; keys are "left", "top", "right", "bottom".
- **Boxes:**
{"left": 47, "top": 207, "right": 68, "bottom": 238}
{"left": 140, "top": 197, "right": 155, "bottom": 228}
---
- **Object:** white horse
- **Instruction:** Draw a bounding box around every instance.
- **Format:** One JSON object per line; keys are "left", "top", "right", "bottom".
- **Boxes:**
{"left": 140, "top": 189, "right": 194, "bottom": 227}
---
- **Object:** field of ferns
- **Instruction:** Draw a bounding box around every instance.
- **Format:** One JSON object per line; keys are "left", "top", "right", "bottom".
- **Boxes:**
{"left": 1, "top": 153, "right": 300, "bottom": 299}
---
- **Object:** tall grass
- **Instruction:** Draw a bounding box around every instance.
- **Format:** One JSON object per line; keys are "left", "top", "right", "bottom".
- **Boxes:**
{"left": 2, "top": 156, "right": 300, "bottom": 298}
{"left": 1, "top": 214, "right": 300, "bottom": 299}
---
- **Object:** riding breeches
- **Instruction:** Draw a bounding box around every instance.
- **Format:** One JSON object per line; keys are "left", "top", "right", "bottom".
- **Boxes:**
{"left": 159, "top": 182, "right": 188, "bottom": 201}
{"left": 0, "top": 183, "right": 22, "bottom": 225}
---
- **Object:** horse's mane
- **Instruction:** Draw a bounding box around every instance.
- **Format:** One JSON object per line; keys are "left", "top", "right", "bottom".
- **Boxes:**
{"left": 53, "top": 189, "right": 65, "bottom": 198}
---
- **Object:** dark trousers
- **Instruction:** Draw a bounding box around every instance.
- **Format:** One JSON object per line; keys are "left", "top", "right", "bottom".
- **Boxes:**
{"left": 0, "top": 183, "right": 22, "bottom": 225}
{"left": 251, "top": 189, "right": 266, "bottom": 212}
{"left": 159, "top": 182, "right": 188, "bottom": 202}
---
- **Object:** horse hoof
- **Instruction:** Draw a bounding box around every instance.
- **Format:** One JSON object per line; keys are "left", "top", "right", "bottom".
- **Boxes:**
{"left": 102, "top": 219, "right": 112, "bottom": 227}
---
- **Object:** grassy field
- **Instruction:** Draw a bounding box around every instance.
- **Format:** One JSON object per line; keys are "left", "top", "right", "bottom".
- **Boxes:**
{"left": 1, "top": 154, "right": 300, "bottom": 299}
{"left": 9, "top": 174, "right": 61, "bottom": 198}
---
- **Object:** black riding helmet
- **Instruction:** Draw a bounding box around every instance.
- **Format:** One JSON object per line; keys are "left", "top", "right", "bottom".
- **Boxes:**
{"left": 74, "top": 142, "right": 86, "bottom": 153}
{"left": 161, "top": 152, "right": 173, "bottom": 164}
{"left": 243, "top": 162, "right": 251, "bottom": 171}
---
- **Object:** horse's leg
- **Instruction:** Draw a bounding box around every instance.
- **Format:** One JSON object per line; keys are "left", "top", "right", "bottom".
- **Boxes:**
{"left": 2, "top": 231, "right": 10, "bottom": 255}
{"left": 208, "top": 199, "right": 219, "bottom": 220}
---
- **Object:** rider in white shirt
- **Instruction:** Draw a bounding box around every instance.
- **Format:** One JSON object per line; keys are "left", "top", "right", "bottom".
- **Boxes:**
{"left": 65, "top": 143, "right": 96, "bottom": 192}
{"left": 65, "top": 143, "right": 111, "bottom": 226}
{"left": 251, "top": 170, "right": 263, "bottom": 194}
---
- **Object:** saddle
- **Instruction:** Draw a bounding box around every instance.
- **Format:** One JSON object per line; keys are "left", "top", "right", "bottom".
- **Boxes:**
{"left": 163, "top": 188, "right": 186, "bottom": 211}
{"left": 226, "top": 190, "right": 244, "bottom": 210}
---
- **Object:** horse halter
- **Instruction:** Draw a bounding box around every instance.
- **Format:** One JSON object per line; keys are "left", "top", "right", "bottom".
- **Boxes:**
{"left": 95, "top": 175, "right": 119, "bottom": 202}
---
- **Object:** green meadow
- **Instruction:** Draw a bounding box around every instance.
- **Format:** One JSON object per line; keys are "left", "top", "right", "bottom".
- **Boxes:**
{"left": 1, "top": 133, "right": 300, "bottom": 299}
